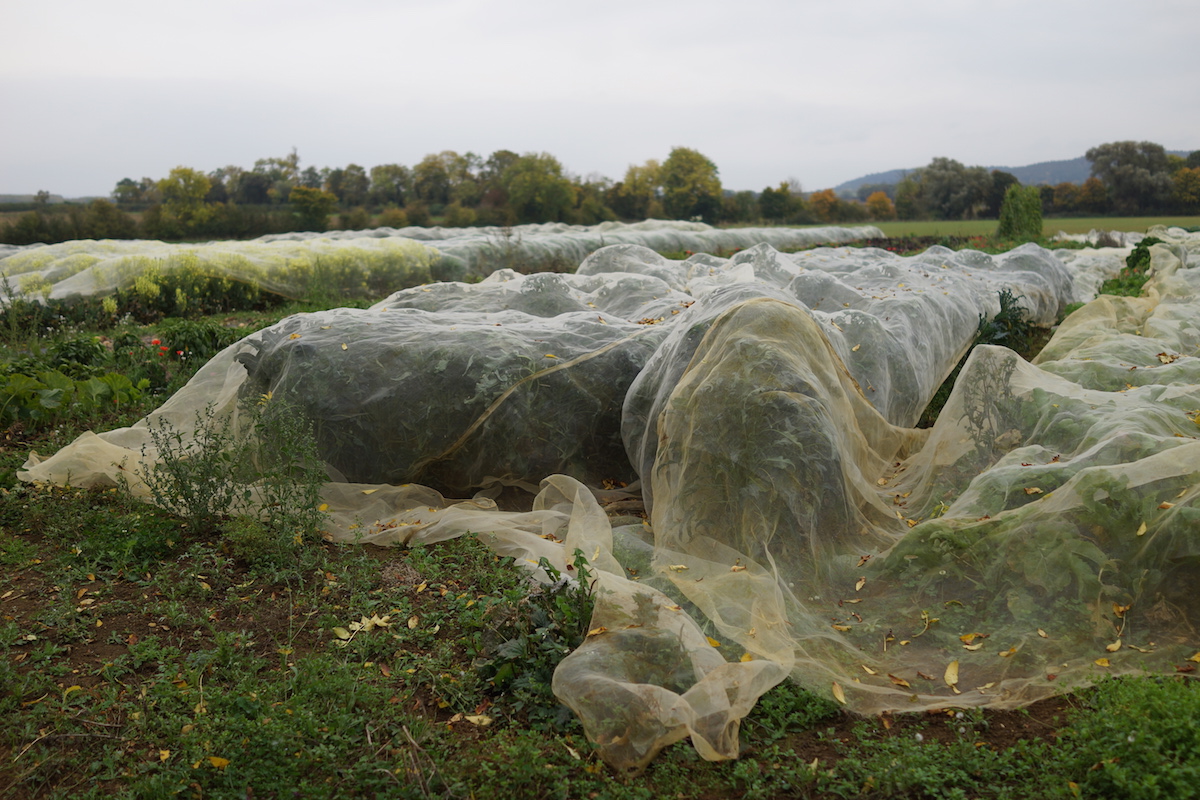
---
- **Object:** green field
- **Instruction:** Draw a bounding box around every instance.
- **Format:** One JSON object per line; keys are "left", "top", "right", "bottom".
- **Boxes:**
{"left": 868, "top": 216, "right": 1200, "bottom": 239}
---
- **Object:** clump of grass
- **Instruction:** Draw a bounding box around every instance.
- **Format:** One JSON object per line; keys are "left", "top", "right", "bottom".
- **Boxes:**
{"left": 1099, "top": 236, "right": 1164, "bottom": 297}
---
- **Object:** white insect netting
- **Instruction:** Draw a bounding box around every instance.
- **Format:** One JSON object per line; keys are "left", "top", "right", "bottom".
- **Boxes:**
{"left": 0, "top": 220, "right": 882, "bottom": 302}
{"left": 19, "top": 229, "right": 1200, "bottom": 773}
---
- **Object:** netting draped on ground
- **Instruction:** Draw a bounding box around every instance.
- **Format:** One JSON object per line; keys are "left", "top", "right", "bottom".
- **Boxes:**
{"left": 20, "top": 230, "right": 1200, "bottom": 772}
{"left": 0, "top": 220, "right": 882, "bottom": 302}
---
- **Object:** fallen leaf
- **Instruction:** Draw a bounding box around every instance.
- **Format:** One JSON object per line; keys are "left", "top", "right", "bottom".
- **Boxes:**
{"left": 959, "top": 632, "right": 988, "bottom": 645}
{"left": 963, "top": 642, "right": 984, "bottom": 651}
{"left": 1188, "top": 652, "right": 1200, "bottom": 663}
{"left": 888, "top": 674, "right": 911, "bottom": 688}
{"left": 586, "top": 626, "right": 608, "bottom": 637}
{"left": 208, "top": 757, "right": 230, "bottom": 770}
{"left": 1105, "top": 639, "right": 1122, "bottom": 653}
{"left": 159, "top": 750, "right": 170, "bottom": 762}
{"left": 706, "top": 636, "right": 722, "bottom": 647}
{"left": 668, "top": 564, "right": 689, "bottom": 572}
{"left": 1037, "top": 629, "right": 1048, "bottom": 638}
{"left": 740, "top": 653, "right": 754, "bottom": 662}
{"left": 832, "top": 624, "right": 852, "bottom": 632}
{"left": 832, "top": 682, "right": 846, "bottom": 705}
{"left": 407, "top": 616, "right": 419, "bottom": 629}
{"left": 856, "top": 554, "right": 872, "bottom": 567}
{"left": 999, "top": 647, "right": 1017, "bottom": 658}
{"left": 852, "top": 344, "right": 861, "bottom": 352}
{"left": 730, "top": 564, "right": 747, "bottom": 572}
{"left": 861, "top": 664, "right": 877, "bottom": 675}
{"left": 944, "top": 660, "right": 959, "bottom": 692}
{"left": 1023, "top": 487, "right": 1043, "bottom": 495}
{"left": 1135, "top": 521, "right": 1147, "bottom": 537}
{"left": 341, "top": 343, "right": 348, "bottom": 350}
{"left": 1094, "top": 657, "right": 1111, "bottom": 667}
{"left": 1113, "top": 602, "right": 1131, "bottom": 618}
{"left": 332, "top": 627, "right": 351, "bottom": 640}
{"left": 855, "top": 577, "right": 866, "bottom": 592}
{"left": 1159, "top": 502, "right": 1175, "bottom": 509}
{"left": 464, "top": 715, "right": 493, "bottom": 726}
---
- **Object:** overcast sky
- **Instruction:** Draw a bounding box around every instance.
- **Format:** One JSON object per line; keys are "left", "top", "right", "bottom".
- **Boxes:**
{"left": 2, "top": 0, "right": 1198, "bottom": 198}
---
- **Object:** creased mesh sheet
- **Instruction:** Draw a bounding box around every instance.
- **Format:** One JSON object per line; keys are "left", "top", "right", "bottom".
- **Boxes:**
{"left": 0, "top": 220, "right": 882, "bottom": 303}
{"left": 20, "top": 235, "right": 1200, "bottom": 773}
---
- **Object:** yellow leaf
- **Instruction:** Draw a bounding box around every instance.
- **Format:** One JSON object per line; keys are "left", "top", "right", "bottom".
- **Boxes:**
{"left": 208, "top": 756, "right": 230, "bottom": 770}
{"left": 464, "top": 715, "right": 493, "bottom": 726}
{"left": 999, "top": 647, "right": 1017, "bottom": 658}
{"left": 888, "top": 674, "right": 910, "bottom": 688}
{"left": 944, "top": 660, "right": 959, "bottom": 689}
{"left": 1113, "top": 602, "right": 1131, "bottom": 618}
{"left": 407, "top": 616, "right": 419, "bottom": 629}
{"left": 832, "top": 624, "right": 852, "bottom": 632}
{"left": 544, "top": 353, "right": 557, "bottom": 359}
{"left": 832, "top": 682, "right": 846, "bottom": 705}
{"left": 1105, "top": 639, "right": 1122, "bottom": 653}
{"left": 341, "top": 343, "right": 348, "bottom": 350}
{"left": 1094, "top": 657, "right": 1111, "bottom": 667}
{"left": 416, "top": 582, "right": 427, "bottom": 593}
{"left": 63, "top": 685, "right": 83, "bottom": 697}
{"left": 318, "top": 503, "right": 329, "bottom": 512}
{"left": 586, "top": 626, "right": 608, "bottom": 637}
{"left": 1023, "top": 487, "right": 1043, "bottom": 495}
{"left": 159, "top": 750, "right": 170, "bottom": 762}
{"left": 1038, "top": 629, "right": 1048, "bottom": 638}
{"left": 852, "top": 344, "right": 861, "bottom": 352}
{"left": 1135, "top": 521, "right": 1147, "bottom": 537}
{"left": 332, "top": 627, "right": 351, "bottom": 640}
{"left": 706, "top": 636, "right": 722, "bottom": 648}
{"left": 1188, "top": 652, "right": 1200, "bottom": 663}
{"left": 288, "top": 332, "right": 301, "bottom": 339}
{"left": 667, "top": 564, "right": 689, "bottom": 572}
{"left": 959, "top": 632, "right": 986, "bottom": 644}
{"left": 740, "top": 653, "right": 754, "bottom": 663}
{"left": 963, "top": 643, "right": 984, "bottom": 651}
{"left": 861, "top": 664, "right": 877, "bottom": 675}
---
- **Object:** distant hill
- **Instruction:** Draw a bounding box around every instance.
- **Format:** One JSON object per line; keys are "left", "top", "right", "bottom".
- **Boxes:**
{"left": 834, "top": 151, "right": 1192, "bottom": 196}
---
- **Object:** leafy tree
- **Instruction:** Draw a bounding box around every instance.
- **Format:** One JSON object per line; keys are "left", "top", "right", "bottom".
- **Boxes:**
{"left": 759, "top": 182, "right": 802, "bottom": 222}
{"left": 986, "top": 170, "right": 1020, "bottom": 218}
{"left": 1052, "top": 182, "right": 1080, "bottom": 214}
{"left": 442, "top": 201, "right": 478, "bottom": 227}
{"left": 607, "top": 160, "right": 661, "bottom": 220}
{"left": 918, "top": 157, "right": 992, "bottom": 219}
{"left": 502, "top": 152, "right": 575, "bottom": 223}
{"left": 1077, "top": 177, "right": 1109, "bottom": 213}
{"left": 996, "top": 184, "right": 1043, "bottom": 240}
{"left": 659, "top": 147, "right": 721, "bottom": 221}
{"left": 155, "top": 166, "right": 214, "bottom": 236}
{"left": 855, "top": 182, "right": 895, "bottom": 202}
{"left": 289, "top": 186, "right": 338, "bottom": 231}
{"left": 112, "top": 177, "right": 147, "bottom": 206}
{"left": 327, "top": 163, "right": 369, "bottom": 207}
{"left": 894, "top": 176, "right": 925, "bottom": 220}
{"left": 865, "top": 191, "right": 896, "bottom": 220}
{"left": 1187, "top": 151, "right": 1200, "bottom": 169}
{"left": 368, "top": 164, "right": 410, "bottom": 207}
{"left": 83, "top": 199, "right": 137, "bottom": 239}
{"left": 721, "top": 190, "right": 759, "bottom": 224}
{"left": 412, "top": 152, "right": 453, "bottom": 206}
{"left": 807, "top": 189, "right": 841, "bottom": 223}
{"left": 1086, "top": 141, "right": 1173, "bottom": 214}
{"left": 1173, "top": 167, "right": 1200, "bottom": 213}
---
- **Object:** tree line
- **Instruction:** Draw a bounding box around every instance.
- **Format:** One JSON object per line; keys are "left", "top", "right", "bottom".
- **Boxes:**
{"left": 3, "top": 141, "right": 1197, "bottom": 246}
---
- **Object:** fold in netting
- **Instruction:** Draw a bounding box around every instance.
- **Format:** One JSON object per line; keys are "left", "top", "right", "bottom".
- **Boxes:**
{"left": 20, "top": 231, "right": 1200, "bottom": 772}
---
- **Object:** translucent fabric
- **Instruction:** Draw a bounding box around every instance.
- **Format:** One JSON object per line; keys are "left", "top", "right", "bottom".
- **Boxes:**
{"left": 0, "top": 220, "right": 882, "bottom": 302}
{"left": 21, "top": 232, "right": 1200, "bottom": 773}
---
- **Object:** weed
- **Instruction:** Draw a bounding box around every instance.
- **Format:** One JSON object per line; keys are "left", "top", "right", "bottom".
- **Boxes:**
{"left": 1099, "top": 235, "right": 1164, "bottom": 297}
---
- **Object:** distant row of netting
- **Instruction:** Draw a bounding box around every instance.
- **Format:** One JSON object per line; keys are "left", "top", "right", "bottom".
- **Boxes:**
{"left": 0, "top": 221, "right": 883, "bottom": 310}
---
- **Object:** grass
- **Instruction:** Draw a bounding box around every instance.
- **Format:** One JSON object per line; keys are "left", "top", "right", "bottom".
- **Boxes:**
{"left": 868, "top": 216, "right": 1200, "bottom": 239}
{"left": 3, "top": 227, "right": 1199, "bottom": 798}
